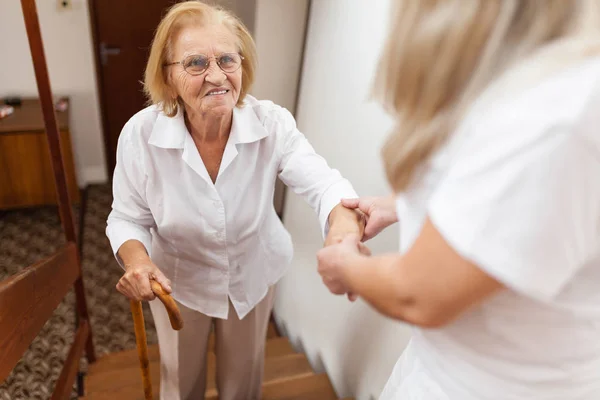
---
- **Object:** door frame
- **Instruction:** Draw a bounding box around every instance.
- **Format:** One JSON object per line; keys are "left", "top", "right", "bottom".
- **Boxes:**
{"left": 87, "top": 0, "right": 114, "bottom": 181}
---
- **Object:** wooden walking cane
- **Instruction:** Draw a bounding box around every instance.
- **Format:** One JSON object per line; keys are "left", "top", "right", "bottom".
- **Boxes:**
{"left": 131, "top": 280, "right": 184, "bottom": 399}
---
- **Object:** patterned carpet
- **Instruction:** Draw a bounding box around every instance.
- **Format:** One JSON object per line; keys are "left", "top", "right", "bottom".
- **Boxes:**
{"left": 0, "top": 184, "right": 157, "bottom": 400}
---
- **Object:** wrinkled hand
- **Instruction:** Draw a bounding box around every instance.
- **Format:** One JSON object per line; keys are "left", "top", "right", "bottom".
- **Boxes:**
{"left": 317, "top": 235, "right": 371, "bottom": 299}
{"left": 341, "top": 196, "right": 398, "bottom": 241}
{"left": 116, "top": 261, "right": 171, "bottom": 301}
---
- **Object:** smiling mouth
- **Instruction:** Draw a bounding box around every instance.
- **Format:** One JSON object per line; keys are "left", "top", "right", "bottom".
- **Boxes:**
{"left": 205, "top": 89, "right": 229, "bottom": 97}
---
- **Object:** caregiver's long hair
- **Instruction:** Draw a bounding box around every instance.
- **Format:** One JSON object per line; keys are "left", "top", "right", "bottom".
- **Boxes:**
{"left": 376, "top": 0, "right": 600, "bottom": 192}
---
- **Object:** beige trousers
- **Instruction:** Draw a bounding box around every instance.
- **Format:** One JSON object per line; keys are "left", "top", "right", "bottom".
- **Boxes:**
{"left": 149, "top": 287, "right": 276, "bottom": 400}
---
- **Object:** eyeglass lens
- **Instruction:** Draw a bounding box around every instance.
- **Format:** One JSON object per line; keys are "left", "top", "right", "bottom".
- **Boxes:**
{"left": 183, "top": 53, "right": 242, "bottom": 75}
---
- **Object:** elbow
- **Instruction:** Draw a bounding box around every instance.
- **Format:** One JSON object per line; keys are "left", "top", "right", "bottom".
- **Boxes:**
{"left": 382, "top": 268, "right": 460, "bottom": 329}
{"left": 105, "top": 212, "right": 123, "bottom": 237}
{"left": 387, "top": 299, "right": 457, "bottom": 329}
{"left": 407, "top": 308, "right": 455, "bottom": 329}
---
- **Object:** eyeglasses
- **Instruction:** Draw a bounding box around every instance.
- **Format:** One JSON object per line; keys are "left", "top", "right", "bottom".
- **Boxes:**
{"left": 163, "top": 53, "right": 244, "bottom": 76}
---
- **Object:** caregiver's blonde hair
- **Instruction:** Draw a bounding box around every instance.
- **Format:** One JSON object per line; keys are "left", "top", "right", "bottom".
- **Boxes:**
{"left": 144, "top": 1, "right": 257, "bottom": 117}
{"left": 376, "top": 0, "right": 600, "bottom": 191}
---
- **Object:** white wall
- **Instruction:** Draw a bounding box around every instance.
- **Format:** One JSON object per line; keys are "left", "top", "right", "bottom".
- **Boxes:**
{"left": 218, "top": 0, "right": 257, "bottom": 36}
{"left": 274, "top": 1, "right": 412, "bottom": 399}
{"left": 0, "top": 0, "right": 107, "bottom": 185}
{"left": 252, "top": 0, "right": 309, "bottom": 113}
{"left": 251, "top": 0, "right": 309, "bottom": 213}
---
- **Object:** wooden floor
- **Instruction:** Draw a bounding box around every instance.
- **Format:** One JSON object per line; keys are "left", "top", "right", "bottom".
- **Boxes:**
{"left": 80, "top": 322, "right": 352, "bottom": 399}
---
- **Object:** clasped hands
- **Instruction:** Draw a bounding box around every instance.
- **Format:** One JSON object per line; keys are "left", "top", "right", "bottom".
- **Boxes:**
{"left": 320, "top": 196, "right": 398, "bottom": 301}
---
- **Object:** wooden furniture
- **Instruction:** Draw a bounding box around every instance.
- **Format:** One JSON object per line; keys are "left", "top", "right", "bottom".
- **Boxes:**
{"left": 0, "top": 98, "right": 80, "bottom": 209}
{"left": 0, "top": 1, "right": 96, "bottom": 399}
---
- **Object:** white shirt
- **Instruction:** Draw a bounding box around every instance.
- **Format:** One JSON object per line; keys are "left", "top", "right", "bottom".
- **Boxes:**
{"left": 381, "top": 51, "right": 600, "bottom": 399}
{"left": 106, "top": 95, "right": 357, "bottom": 319}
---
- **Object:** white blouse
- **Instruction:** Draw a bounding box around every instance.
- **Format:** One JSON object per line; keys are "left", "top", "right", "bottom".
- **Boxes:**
{"left": 106, "top": 95, "right": 357, "bottom": 319}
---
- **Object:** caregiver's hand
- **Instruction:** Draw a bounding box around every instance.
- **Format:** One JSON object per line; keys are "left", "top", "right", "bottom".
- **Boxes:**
{"left": 317, "top": 235, "right": 371, "bottom": 299}
{"left": 341, "top": 195, "right": 398, "bottom": 241}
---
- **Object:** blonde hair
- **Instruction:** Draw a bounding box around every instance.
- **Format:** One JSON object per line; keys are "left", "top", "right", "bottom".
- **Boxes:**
{"left": 376, "top": 0, "right": 600, "bottom": 192}
{"left": 144, "top": 1, "right": 257, "bottom": 117}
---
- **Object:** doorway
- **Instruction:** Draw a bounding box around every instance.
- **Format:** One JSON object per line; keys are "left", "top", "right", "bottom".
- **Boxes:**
{"left": 88, "top": 0, "right": 257, "bottom": 177}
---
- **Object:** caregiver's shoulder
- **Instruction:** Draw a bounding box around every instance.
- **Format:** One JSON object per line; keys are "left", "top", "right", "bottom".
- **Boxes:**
{"left": 467, "top": 55, "right": 600, "bottom": 153}
{"left": 525, "top": 56, "right": 600, "bottom": 151}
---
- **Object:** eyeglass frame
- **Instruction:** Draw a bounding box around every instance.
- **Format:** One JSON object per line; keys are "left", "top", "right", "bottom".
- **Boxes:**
{"left": 163, "top": 52, "right": 245, "bottom": 76}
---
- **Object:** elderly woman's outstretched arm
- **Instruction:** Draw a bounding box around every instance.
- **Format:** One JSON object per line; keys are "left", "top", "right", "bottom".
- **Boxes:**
{"left": 272, "top": 105, "right": 365, "bottom": 246}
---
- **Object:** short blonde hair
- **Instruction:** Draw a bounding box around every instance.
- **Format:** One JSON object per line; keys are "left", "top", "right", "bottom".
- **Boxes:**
{"left": 144, "top": 1, "right": 257, "bottom": 117}
{"left": 376, "top": 0, "right": 600, "bottom": 192}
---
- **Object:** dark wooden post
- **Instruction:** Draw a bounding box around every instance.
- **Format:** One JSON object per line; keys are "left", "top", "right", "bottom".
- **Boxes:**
{"left": 20, "top": 0, "right": 96, "bottom": 363}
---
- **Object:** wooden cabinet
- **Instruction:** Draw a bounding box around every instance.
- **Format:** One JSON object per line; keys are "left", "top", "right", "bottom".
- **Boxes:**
{"left": 0, "top": 99, "right": 79, "bottom": 209}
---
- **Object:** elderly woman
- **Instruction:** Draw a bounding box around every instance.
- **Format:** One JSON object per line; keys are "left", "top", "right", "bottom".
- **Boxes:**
{"left": 318, "top": 0, "right": 600, "bottom": 399}
{"left": 105, "top": 2, "right": 363, "bottom": 399}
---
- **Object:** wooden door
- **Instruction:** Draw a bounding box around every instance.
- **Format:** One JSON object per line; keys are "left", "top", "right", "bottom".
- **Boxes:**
{"left": 88, "top": 0, "right": 175, "bottom": 177}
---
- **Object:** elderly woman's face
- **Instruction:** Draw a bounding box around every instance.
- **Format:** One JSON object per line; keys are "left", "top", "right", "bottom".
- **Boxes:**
{"left": 169, "top": 24, "right": 242, "bottom": 117}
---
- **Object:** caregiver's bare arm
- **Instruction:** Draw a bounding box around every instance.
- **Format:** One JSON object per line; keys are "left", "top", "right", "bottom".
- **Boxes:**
{"left": 317, "top": 219, "right": 504, "bottom": 328}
